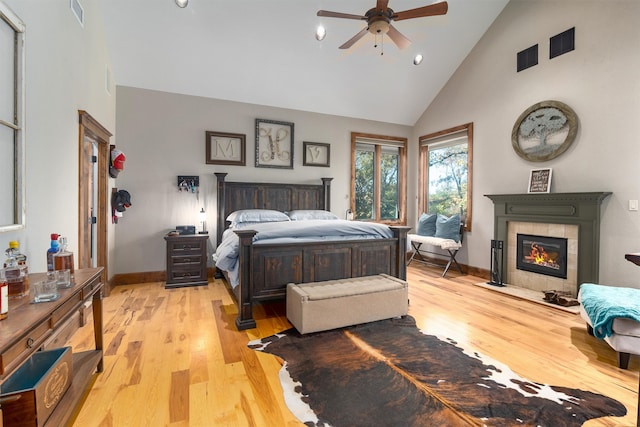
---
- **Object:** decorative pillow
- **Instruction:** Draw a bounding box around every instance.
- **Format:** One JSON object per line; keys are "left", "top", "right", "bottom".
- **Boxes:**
{"left": 226, "top": 209, "right": 290, "bottom": 227}
{"left": 286, "top": 210, "right": 339, "bottom": 221}
{"left": 416, "top": 213, "right": 437, "bottom": 236}
{"left": 435, "top": 214, "right": 461, "bottom": 242}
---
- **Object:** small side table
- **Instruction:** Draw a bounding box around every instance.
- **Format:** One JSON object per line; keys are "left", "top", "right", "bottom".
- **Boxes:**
{"left": 164, "top": 234, "right": 209, "bottom": 288}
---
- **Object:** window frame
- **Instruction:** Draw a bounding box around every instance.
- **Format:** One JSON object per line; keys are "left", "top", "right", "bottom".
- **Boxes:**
{"left": 418, "top": 123, "right": 473, "bottom": 232}
{"left": 0, "top": 2, "right": 26, "bottom": 232}
{"left": 350, "top": 132, "right": 407, "bottom": 225}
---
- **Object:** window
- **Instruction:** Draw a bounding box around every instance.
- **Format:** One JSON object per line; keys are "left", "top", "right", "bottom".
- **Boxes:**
{"left": 418, "top": 123, "right": 473, "bottom": 231}
{"left": 0, "top": 2, "right": 25, "bottom": 231}
{"left": 351, "top": 132, "right": 407, "bottom": 224}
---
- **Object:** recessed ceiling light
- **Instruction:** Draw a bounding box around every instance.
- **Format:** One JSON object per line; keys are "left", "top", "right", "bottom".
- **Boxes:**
{"left": 175, "top": 0, "right": 188, "bottom": 8}
{"left": 413, "top": 54, "right": 424, "bottom": 65}
{"left": 315, "top": 25, "right": 326, "bottom": 41}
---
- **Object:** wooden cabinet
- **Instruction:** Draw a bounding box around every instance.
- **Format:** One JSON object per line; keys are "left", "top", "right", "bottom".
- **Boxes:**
{"left": 164, "top": 234, "right": 209, "bottom": 288}
{"left": 0, "top": 267, "right": 104, "bottom": 427}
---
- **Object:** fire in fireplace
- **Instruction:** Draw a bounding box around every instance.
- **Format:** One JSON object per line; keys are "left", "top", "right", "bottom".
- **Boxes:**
{"left": 516, "top": 234, "right": 568, "bottom": 279}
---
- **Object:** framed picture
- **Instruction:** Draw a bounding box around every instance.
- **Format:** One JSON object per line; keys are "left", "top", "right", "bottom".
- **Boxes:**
{"left": 528, "top": 168, "right": 552, "bottom": 193}
{"left": 511, "top": 100, "right": 578, "bottom": 162}
{"left": 206, "top": 131, "right": 246, "bottom": 166}
{"left": 303, "top": 141, "right": 330, "bottom": 167}
{"left": 255, "top": 119, "right": 294, "bottom": 169}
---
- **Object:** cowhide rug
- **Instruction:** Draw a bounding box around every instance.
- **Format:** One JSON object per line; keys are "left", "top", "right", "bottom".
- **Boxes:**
{"left": 248, "top": 316, "right": 626, "bottom": 427}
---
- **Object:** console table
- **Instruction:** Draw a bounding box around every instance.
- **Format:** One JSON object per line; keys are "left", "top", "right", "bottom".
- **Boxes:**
{"left": 0, "top": 267, "right": 104, "bottom": 426}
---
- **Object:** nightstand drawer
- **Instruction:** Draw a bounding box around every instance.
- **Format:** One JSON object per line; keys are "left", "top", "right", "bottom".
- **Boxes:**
{"left": 168, "top": 268, "right": 206, "bottom": 283}
{"left": 169, "top": 241, "right": 204, "bottom": 253}
{"left": 170, "top": 254, "right": 203, "bottom": 266}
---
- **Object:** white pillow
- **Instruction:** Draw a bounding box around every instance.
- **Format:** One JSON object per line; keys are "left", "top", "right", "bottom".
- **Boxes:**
{"left": 226, "top": 209, "right": 290, "bottom": 227}
{"left": 286, "top": 210, "right": 339, "bottom": 221}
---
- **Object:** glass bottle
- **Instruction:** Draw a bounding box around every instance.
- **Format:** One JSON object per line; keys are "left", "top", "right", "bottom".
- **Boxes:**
{"left": 4, "top": 241, "right": 29, "bottom": 299}
{"left": 47, "top": 233, "right": 60, "bottom": 272}
{"left": 0, "top": 269, "right": 8, "bottom": 320}
{"left": 54, "top": 236, "right": 75, "bottom": 276}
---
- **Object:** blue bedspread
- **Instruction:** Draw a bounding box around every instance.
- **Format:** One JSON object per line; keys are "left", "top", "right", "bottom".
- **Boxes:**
{"left": 213, "top": 219, "right": 394, "bottom": 288}
{"left": 580, "top": 283, "right": 640, "bottom": 339}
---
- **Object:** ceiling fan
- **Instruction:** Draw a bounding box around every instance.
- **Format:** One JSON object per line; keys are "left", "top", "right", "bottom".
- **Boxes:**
{"left": 317, "top": 0, "right": 448, "bottom": 50}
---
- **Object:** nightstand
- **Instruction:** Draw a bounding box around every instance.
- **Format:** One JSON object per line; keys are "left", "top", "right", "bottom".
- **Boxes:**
{"left": 164, "top": 234, "right": 209, "bottom": 288}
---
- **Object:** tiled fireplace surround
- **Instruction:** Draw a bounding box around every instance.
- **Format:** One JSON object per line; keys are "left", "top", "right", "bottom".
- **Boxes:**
{"left": 486, "top": 192, "right": 611, "bottom": 298}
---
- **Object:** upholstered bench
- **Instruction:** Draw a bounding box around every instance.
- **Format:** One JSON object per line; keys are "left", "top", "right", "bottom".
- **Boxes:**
{"left": 578, "top": 283, "right": 640, "bottom": 369}
{"left": 286, "top": 274, "right": 408, "bottom": 334}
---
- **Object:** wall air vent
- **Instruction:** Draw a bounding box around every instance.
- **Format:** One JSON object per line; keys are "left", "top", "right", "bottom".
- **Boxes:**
{"left": 71, "top": 0, "right": 84, "bottom": 27}
{"left": 550, "top": 27, "right": 575, "bottom": 59}
{"left": 517, "top": 44, "right": 538, "bottom": 72}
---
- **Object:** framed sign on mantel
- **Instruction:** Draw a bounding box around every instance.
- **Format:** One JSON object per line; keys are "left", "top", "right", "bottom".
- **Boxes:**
{"left": 528, "top": 168, "right": 552, "bottom": 193}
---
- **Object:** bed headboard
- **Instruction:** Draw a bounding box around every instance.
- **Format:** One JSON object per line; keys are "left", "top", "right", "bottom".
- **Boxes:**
{"left": 215, "top": 173, "right": 333, "bottom": 246}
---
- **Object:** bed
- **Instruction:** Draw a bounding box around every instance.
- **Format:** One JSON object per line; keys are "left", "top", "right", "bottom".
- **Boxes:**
{"left": 213, "top": 173, "right": 410, "bottom": 330}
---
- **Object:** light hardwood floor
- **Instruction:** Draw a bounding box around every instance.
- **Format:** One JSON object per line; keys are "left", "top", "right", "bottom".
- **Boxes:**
{"left": 68, "top": 264, "right": 639, "bottom": 426}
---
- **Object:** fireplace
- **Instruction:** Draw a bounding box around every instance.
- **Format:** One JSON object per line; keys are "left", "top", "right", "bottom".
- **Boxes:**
{"left": 485, "top": 192, "right": 611, "bottom": 296}
{"left": 516, "top": 234, "right": 568, "bottom": 279}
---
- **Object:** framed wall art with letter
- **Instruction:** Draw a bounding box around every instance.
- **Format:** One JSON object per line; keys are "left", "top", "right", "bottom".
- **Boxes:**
{"left": 206, "top": 131, "right": 246, "bottom": 166}
{"left": 255, "top": 119, "right": 294, "bottom": 169}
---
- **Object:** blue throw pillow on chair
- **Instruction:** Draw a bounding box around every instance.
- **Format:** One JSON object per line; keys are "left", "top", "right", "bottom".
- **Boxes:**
{"left": 417, "top": 213, "right": 437, "bottom": 236}
{"left": 435, "top": 214, "right": 461, "bottom": 241}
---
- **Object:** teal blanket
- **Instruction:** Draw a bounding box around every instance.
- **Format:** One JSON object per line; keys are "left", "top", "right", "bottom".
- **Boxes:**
{"left": 580, "top": 283, "right": 640, "bottom": 339}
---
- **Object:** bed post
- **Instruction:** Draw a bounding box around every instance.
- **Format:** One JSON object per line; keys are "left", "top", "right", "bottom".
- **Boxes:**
{"left": 234, "top": 229, "right": 257, "bottom": 330}
{"left": 391, "top": 226, "right": 411, "bottom": 280}
{"left": 321, "top": 178, "right": 333, "bottom": 211}
{"left": 215, "top": 173, "right": 228, "bottom": 247}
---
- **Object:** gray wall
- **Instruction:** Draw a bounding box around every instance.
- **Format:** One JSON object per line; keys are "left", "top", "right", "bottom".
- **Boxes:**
{"left": 112, "top": 87, "right": 411, "bottom": 274}
{"left": 0, "top": 0, "right": 116, "bottom": 273}
{"left": 412, "top": 0, "right": 640, "bottom": 288}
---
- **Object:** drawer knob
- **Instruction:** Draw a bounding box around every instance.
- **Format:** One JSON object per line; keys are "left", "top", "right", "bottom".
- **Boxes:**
{"left": 26, "top": 337, "right": 34, "bottom": 348}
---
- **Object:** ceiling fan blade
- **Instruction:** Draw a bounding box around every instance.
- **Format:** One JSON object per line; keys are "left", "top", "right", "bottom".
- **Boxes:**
{"left": 317, "top": 10, "right": 366, "bottom": 20}
{"left": 339, "top": 27, "right": 369, "bottom": 49}
{"left": 393, "top": 1, "right": 448, "bottom": 21}
{"left": 387, "top": 25, "right": 412, "bottom": 50}
{"left": 376, "top": 0, "right": 389, "bottom": 12}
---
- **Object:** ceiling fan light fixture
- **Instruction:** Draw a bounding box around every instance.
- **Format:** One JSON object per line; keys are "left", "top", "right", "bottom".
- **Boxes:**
{"left": 414, "top": 54, "right": 424, "bottom": 65}
{"left": 315, "top": 25, "right": 326, "bottom": 41}
{"left": 368, "top": 20, "right": 390, "bottom": 35}
{"left": 175, "top": 0, "right": 188, "bottom": 8}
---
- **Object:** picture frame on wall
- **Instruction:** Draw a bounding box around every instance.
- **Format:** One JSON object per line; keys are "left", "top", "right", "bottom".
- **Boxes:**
{"left": 303, "top": 141, "right": 330, "bottom": 167}
{"left": 528, "top": 168, "right": 552, "bottom": 193}
{"left": 205, "top": 131, "right": 246, "bottom": 166}
{"left": 255, "top": 118, "right": 294, "bottom": 169}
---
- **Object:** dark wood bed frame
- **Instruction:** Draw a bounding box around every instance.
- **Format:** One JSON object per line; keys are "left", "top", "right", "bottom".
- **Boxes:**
{"left": 215, "top": 173, "right": 410, "bottom": 330}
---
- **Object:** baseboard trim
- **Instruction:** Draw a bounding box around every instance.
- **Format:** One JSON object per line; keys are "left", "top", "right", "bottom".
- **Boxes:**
{"left": 112, "top": 268, "right": 217, "bottom": 287}
{"left": 405, "top": 251, "right": 490, "bottom": 280}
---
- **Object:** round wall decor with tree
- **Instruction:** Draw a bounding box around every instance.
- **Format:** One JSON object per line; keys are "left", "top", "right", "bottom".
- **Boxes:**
{"left": 511, "top": 100, "right": 578, "bottom": 162}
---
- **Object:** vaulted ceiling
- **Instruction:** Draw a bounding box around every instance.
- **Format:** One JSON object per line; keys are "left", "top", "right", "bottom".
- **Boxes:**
{"left": 98, "top": 0, "right": 508, "bottom": 126}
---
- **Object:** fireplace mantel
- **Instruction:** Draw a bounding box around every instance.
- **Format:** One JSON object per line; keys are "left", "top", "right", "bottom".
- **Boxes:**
{"left": 485, "top": 192, "right": 612, "bottom": 287}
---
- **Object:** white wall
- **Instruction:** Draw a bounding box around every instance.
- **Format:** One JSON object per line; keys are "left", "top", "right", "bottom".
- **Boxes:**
{"left": 112, "top": 87, "right": 411, "bottom": 274}
{"left": 0, "top": 0, "right": 116, "bottom": 273}
{"left": 412, "top": 0, "right": 640, "bottom": 287}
